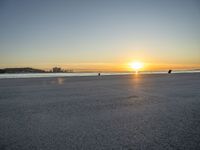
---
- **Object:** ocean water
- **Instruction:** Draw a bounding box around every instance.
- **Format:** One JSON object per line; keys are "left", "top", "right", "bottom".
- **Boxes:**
{"left": 0, "top": 70, "right": 199, "bottom": 79}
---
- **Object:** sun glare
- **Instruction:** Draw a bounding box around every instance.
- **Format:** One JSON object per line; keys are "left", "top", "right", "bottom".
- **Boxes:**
{"left": 130, "top": 61, "right": 143, "bottom": 71}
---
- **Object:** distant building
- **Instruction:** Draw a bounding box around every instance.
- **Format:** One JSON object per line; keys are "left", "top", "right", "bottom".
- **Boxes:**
{"left": 52, "top": 67, "right": 62, "bottom": 73}
{"left": 64, "top": 69, "right": 74, "bottom": 73}
{"left": 52, "top": 67, "right": 74, "bottom": 73}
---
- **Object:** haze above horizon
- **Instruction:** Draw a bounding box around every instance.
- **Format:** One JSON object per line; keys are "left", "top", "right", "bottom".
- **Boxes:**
{"left": 1, "top": 0, "right": 200, "bottom": 72}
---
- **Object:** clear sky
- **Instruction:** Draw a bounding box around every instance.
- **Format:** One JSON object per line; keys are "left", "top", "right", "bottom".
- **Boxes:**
{"left": 1, "top": 0, "right": 200, "bottom": 72}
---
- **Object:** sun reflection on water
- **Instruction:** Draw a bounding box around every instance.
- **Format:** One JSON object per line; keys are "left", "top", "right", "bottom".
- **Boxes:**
{"left": 57, "top": 78, "right": 65, "bottom": 85}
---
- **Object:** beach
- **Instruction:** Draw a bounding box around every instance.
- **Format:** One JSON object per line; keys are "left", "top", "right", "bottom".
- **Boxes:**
{"left": 0, "top": 73, "right": 200, "bottom": 150}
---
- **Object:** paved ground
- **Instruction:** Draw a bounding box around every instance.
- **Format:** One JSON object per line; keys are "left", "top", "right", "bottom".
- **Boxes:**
{"left": 0, "top": 73, "right": 200, "bottom": 150}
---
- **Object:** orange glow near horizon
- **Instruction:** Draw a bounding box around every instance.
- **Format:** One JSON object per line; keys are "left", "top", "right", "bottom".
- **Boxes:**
{"left": 0, "top": 62, "right": 200, "bottom": 72}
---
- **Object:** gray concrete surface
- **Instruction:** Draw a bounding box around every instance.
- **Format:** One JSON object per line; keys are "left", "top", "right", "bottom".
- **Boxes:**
{"left": 0, "top": 73, "right": 200, "bottom": 150}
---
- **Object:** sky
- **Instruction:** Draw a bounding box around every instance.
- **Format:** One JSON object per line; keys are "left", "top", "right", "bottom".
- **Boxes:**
{"left": 0, "top": 0, "right": 200, "bottom": 72}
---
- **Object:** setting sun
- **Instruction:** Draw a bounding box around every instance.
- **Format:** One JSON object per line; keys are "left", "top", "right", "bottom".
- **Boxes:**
{"left": 130, "top": 61, "right": 144, "bottom": 71}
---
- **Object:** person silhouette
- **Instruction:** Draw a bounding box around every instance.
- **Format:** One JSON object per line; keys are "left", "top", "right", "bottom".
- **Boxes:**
{"left": 168, "top": 70, "right": 172, "bottom": 74}
{"left": 98, "top": 73, "right": 101, "bottom": 76}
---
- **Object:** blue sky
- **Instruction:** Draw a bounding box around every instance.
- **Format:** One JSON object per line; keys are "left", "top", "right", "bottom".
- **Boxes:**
{"left": 0, "top": 0, "right": 200, "bottom": 71}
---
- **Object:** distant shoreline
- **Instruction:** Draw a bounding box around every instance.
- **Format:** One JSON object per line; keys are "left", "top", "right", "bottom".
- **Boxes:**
{"left": 0, "top": 67, "right": 73, "bottom": 74}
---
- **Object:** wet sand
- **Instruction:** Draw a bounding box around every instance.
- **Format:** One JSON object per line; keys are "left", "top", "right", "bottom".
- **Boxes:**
{"left": 0, "top": 73, "right": 200, "bottom": 150}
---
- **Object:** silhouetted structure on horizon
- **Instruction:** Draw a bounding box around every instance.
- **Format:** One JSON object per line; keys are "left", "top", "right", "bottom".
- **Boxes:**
{"left": 168, "top": 70, "right": 172, "bottom": 74}
{"left": 52, "top": 67, "right": 62, "bottom": 73}
{"left": 52, "top": 67, "right": 73, "bottom": 73}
